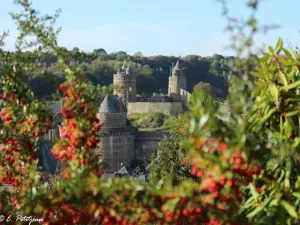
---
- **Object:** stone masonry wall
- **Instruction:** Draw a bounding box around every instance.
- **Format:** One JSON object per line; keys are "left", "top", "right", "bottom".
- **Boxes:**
{"left": 99, "top": 133, "right": 135, "bottom": 173}
{"left": 127, "top": 102, "right": 185, "bottom": 115}
{"left": 134, "top": 131, "right": 170, "bottom": 163}
{"left": 113, "top": 73, "right": 136, "bottom": 105}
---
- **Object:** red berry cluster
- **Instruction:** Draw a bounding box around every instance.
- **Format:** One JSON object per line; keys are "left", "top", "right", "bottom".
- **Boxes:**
{"left": 184, "top": 136, "right": 261, "bottom": 224}
{"left": 51, "top": 77, "right": 103, "bottom": 171}
{"left": 0, "top": 84, "right": 52, "bottom": 188}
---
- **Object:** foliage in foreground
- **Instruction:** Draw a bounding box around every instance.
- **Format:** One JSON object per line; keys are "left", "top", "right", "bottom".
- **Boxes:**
{"left": 0, "top": 1, "right": 300, "bottom": 225}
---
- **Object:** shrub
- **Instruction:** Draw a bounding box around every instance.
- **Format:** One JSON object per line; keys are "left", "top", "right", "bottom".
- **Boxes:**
{"left": 0, "top": 1, "right": 299, "bottom": 225}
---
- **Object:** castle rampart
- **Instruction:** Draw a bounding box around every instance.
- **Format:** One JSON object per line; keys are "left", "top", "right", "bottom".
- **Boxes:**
{"left": 134, "top": 131, "right": 170, "bottom": 163}
{"left": 127, "top": 102, "right": 185, "bottom": 115}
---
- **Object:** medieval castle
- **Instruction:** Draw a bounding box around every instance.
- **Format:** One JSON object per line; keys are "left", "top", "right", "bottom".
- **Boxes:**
{"left": 40, "top": 60, "right": 191, "bottom": 174}
{"left": 98, "top": 60, "right": 191, "bottom": 173}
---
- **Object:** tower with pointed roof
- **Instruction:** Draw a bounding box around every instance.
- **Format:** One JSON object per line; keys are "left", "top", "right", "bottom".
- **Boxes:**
{"left": 98, "top": 95, "right": 136, "bottom": 173}
{"left": 113, "top": 63, "right": 136, "bottom": 107}
{"left": 168, "top": 60, "right": 187, "bottom": 98}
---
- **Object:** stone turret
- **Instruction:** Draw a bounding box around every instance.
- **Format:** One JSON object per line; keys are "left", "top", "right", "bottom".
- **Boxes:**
{"left": 98, "top": 95, "right": 135, "bottom": 173}
{"left": 168, "top": 60, "right": 187, "bottom": 96}
{"left": 113, "top": 63, "right": 136, "bottom": 107}
{"left": 99, "top": 95, "right": 127, "bottom": 128}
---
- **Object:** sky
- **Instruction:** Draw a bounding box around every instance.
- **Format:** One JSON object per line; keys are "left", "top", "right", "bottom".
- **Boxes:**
{"left": 0, "top": 0, "right": 299, "bottom": 56}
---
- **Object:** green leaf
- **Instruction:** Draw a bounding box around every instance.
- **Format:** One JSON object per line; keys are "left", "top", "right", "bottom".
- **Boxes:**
{"left": 242, "top": 195, "right": 256, "bottom": 208}
{"left": 279, "top": 58, "right": 291, "bottom": 66}
{"left": 268, "top": 46, "right": 275, "bottom": 55}
{"left": 269, "top": 84, "right": 279, "bottom": 103}
{"left": 292, "top": 192, "right": 300, "bottom": 199}
{"left": 247, "top": 196, "right": 272, "bottom": 218}
{"left": 284, "top": 117, "right": 294, "bottom": 138}
{"left": 261, "top": 108, "right": 276, "bottom": 123}
{"left": 275, "top": 38, "right": 283, "bottom": 52}
{"left": 285, "top": 110, "right": 300, "bottom": 117}
{"left": 252, "top": 83, "right": 267, "bottom": 97}
{"left": 287, "top": 97, "right": 300, "bottom": 102}
{"left": 280, "top": 200, "right": 298, "bottom": 219}
{"left": 251, "top": 71, "right": 266, "bottom": 79}
{"left": 283, "top": 49, "right": 293, "bottom": 59}
{"left": 260, "top": 54, "right": 271, "bottom": 62}
{"left": 286, "top": 80, "right": 300, "bottom": 90}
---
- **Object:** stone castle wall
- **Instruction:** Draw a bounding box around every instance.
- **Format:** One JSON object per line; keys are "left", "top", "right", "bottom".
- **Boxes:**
{"left": 170, "top": 89, "right": 191, "bottom": 102}
{"left": 99, "top": 112, "right": 127, "bottom": 128}
{"left": 168, "top": 75, "right": 180, "bottom": 95}
{"left": 99, "top": 133, "right": 135, "bottom": 173}
{"left": 134, "top": 131, "right": 170, "bottom": 163}
{"left": 127, "top": 102, "right": 185, "bottom": 115}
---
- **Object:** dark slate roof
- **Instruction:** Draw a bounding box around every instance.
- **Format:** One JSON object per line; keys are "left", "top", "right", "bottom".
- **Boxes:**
{"left": 99, "top": 95, "right": 127, "bottom": 113}
{"left": 121, "top": 63, "right": 127, "bottom": 72}
{"left": 37, "top": 140, "right": 57, "bottom": 172}
{"left": 173, "top": 60, "right": 181, "bottom": 71}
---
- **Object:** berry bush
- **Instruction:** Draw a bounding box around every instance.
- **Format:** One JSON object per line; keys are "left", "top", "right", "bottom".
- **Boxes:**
{"left": 0, "top": 1, "right": 299, "bottom": 224}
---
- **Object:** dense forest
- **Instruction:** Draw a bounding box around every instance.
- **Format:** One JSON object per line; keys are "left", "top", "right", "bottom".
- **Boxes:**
{"left": 0, "top": 47, "right": 235, "bottom": 100}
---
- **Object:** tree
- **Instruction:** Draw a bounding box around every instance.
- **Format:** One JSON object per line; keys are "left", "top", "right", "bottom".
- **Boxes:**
{"left": 93, "top": 48, "right": 108, "bottom": 60}
{"left": 193, "top": 82, "right": 217, "bottom": 98}
{"left": 93, "top": 48, "right": 106, "bottom": 54}
{"left": 115, "top": 50, "right": 128, "bottom": 61}
{"left": 2, "top": 1, "right": 300, "bottom": 225}
{"left": 133, "top": 51, "right": 143, "bottom": 58}
{"left": 149, "top": 126, "right": 195, "bottom": 186}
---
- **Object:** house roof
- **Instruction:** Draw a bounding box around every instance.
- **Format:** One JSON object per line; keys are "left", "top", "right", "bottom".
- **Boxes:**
{"left": 99, "top": 95, "right": 127, "bottom": 113}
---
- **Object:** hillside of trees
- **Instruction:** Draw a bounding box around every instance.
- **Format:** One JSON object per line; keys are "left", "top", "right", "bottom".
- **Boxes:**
{"left": 0, "top": 48, "right": 235, "bottom": 100}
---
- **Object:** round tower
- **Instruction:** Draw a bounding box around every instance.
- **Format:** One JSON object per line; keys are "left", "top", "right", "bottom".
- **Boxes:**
{"left": 98, "top": 95, "right": 127, "bottom": 128}
{"left": 168, "top": 60, "right": 186, "bottom": 96}
{"left": 113, "top": 63, "right": 136, "bottom": 107}
{"left": 98, "top": 95, "right": 135, "bottom": 173}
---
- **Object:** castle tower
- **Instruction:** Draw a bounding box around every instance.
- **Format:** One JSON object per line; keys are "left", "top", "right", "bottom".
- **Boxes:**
{"left": 98, "top": 95, "right": 135, "bottom": 173}
{"left": 168, "top": 60, "right": 187, "bottom": 96}
{"left": 113, "top": 63, "right": 136, "bottom": 107}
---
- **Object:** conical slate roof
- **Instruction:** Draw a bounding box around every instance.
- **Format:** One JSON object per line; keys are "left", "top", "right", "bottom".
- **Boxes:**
{"left": 99, "top": 95, "right": 127, "bottom": 113}
{"left": 172, "top": 60, "right": 181, "bottom": 71}
{"left": 121, "top": 62, "right": 127, "bottom": 71}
